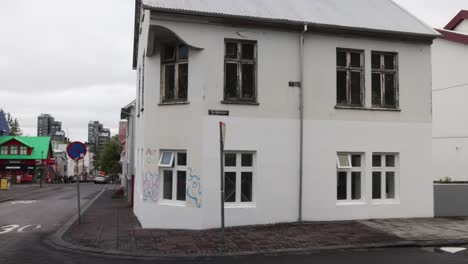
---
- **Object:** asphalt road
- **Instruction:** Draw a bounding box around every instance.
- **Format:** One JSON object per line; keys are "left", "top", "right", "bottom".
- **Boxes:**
{"left": 2, "top": 184, "right": 468, "bottom": 264}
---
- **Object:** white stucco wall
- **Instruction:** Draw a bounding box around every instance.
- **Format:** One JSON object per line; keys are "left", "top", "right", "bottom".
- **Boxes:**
{"left": 133, "top": 14, "right": 433, "bottom": 229}
{"left": 432, "top": 38, "right": 468, "bottom": 181}
{"left": 454, "top": 20, "right": 468, "bottom": 34}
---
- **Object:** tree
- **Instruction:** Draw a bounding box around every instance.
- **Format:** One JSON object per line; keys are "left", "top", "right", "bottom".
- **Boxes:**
{"left": 4, "top": 112, "right": 23, "bottom": 136}
{"left": 96, "top": 135, "right": 122, "bottom": 175}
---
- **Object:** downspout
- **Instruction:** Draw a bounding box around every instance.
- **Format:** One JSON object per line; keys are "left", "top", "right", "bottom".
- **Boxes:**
{"left": 299, "top": 24, "right": 308, "bottom": 222}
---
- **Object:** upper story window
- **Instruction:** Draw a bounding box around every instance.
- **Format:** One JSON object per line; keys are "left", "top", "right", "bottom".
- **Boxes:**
{"left": 372, "top": 52, "right": 398, "bottom": 108}
{"left": 161, "top": 44, "right": 188, "bottom": 103}
{"left": 9, "top": 146, "right": 18, "bottom": 155}
{"left": 224, "top": 40, "right": 257, "bottom": 103}
{"left": 20, "top": 146, "right": 27, "bottom": 155}
{"left": 336, "top": 49, "right": 364, "bottom": 107}
{"left": 0, "top": 146, "right": 7, "bottom": 155}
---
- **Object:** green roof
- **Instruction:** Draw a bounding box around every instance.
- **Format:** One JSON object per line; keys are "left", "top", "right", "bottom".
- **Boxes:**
{"left": 0, "top": 136, "right": 52, "bottom": 160}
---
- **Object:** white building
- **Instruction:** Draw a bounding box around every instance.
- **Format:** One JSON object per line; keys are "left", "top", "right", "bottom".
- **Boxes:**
{"left": 121, "top": 100, "right": 136, "bottom": 206}
{"left": 131, "top": 0, "right": 439, "bottom": 229}
{"left": 432, "top": 10, "right": 468, "bottom": 182}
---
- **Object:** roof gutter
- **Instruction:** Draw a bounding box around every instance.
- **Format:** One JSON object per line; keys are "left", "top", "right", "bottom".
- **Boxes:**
{"left": 298, "top": 24, "right": 307, "bottom": 222}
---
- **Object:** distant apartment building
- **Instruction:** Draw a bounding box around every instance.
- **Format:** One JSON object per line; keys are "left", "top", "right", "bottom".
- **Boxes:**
{"left": 37, "top": 114, "right": 66, "bottom": 141}
{"left": 88, "top": 121, "right": 111, "bottom": 153}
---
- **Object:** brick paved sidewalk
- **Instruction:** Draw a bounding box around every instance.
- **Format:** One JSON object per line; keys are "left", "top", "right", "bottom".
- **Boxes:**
{"left": 62, "top": 190, "right": 402, "bottom": 255}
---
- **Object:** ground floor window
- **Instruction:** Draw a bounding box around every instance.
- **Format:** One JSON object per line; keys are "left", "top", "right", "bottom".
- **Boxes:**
{"left": 224, "top": 152, "right": 255, "bottom": 204}
{"left": 336, "top": 153, "right": 363, "bottom": 201}
{"left": 160, "top": 151, "right": 187, "bottom": 202}
{"left": 372, "top": 153, "right": 398, "bottom": 200}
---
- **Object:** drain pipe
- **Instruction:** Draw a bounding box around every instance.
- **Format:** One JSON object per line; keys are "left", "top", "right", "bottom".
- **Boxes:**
{"left": 299, "top": 24, "right": 308, "bottom": 222}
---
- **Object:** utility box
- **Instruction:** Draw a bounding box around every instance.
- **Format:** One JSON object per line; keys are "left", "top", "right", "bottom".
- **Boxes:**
{"left": 0, "top": 179, "right": 9, "bottom": 190}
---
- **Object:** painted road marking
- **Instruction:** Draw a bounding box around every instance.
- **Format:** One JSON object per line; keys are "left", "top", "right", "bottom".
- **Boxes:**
{"left": 0, "top": 224, "right": 42, "bottom": 234}
{"left": 11, "top": 200, "right": 37, "bottom": 205}
{"left": 440, "top": 247, "right": 467, "bottom": 254}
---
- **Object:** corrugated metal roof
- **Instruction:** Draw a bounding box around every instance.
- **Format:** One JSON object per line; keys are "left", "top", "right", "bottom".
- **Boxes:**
{"left": 142, "top": 0, "right": 439, "bottom": 37}
{"left": 0, "top": 136, "right": 52, "bottom": 160}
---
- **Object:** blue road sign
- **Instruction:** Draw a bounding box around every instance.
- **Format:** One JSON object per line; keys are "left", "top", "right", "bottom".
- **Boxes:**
{"left": 66, "top": 141, "right": 87, "bottom": 161}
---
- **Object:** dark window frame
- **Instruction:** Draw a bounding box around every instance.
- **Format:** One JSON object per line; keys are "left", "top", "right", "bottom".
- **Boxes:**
{"left": 160, "top": 44, "right": 189, "bottom": 103}
{"left": 223, "top": 39, "right": 258, "bottom": 104}
{"left": 371, "top": 51, "right": 399, "bottom": 109}
{"left": 336, "top": 48, "right": 365, "bottom": 107}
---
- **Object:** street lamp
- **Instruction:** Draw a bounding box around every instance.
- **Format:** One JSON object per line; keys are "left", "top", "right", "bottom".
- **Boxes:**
{"left": 40, "top": 150, "right": 44, "bottom": 188}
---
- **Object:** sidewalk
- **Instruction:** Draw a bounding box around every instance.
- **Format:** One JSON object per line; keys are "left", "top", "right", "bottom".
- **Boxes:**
{"left": 60, "top": 190, "right": 468, "bottom": 257}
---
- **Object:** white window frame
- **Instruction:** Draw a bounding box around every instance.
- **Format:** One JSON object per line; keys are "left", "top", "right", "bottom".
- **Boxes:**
{"left": 372, "top": 153, "right": 399, "bottom": 202}
{"left": 158, "top": 151, "right": 175, "bottom": 167}
{"left": 224, "top": 151, "right": 256, "bottom": 207}
{"left": 160, "top": 150, "right": 187, "bottom": 204}
{"left": 20, "top": 146, "right": 27, "bottom": 155}
{"left": 0, "top": 146, "right": 7, "bottom": 155}
{"left": 336, "top": 153, "right": 364, "bottom": 203}
{"left": 336, "top": 153, "right": 352, "bottom": 169}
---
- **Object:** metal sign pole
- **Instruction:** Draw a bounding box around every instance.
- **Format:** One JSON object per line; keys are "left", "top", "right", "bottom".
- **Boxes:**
{"left": 219, "top": 122, "right": 225, "bottom": 242}
{"left": 76, "top": 158, "right": 81, "bottom": 224}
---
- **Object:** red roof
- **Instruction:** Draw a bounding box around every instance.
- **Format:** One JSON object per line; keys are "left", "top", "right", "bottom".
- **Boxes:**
{"left": 444, "top": 10, "right": 468, "bottom": 30}
{"left": 436, "top": 29, "right": 468, "bottom": 45}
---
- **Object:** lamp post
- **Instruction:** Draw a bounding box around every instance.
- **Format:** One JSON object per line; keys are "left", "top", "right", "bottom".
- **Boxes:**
{"left": 40, "top": 150, "right": 44, "bottom": 188}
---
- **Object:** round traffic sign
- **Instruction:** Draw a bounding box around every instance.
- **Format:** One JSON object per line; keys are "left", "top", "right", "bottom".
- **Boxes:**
{"left": 66, "top": 141, "right": 87, "bottom": 161}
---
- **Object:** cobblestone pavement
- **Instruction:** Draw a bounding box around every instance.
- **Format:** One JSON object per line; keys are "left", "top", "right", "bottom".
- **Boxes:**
{"left": 361, "top": 218, "right": 468, "bottom": 241}
{"left": 63, "top": 190, "right": 401, "bottom": 255}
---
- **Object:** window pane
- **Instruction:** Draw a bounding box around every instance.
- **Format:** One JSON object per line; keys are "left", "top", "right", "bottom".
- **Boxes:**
{"left": 163, "top": 170, "right": 173, "bottom": 200}
{"left": 372, "top": 73, "right": 382, "bottom": 106}
{"left": 225, "top": 42, "right": 238, "bottom": 59}
{"left": 371, "top": 54, "right": 381, "bottom": 69}
{"left": 385, "top": 155, "right": 395, "bottom": 167}
{"left": 241, "top": 64, "right": 255, "bottom": 100}
{"left": 178, "top": 63, "right": 188, "bottom": 100}
{"left": 350, "top": 71, "right": 361, "bottom": 105}
{"left": 177, "top": 152, "right": 187, "bottom": 166}
{"left": 164, "top": 65, "right": 175, "bottom": 101}
{"left": 386, "top": 172, "right": 395, "bottom": 199}
{"left": 372, "top": 155, "right": 382, "bottom": 167}
{"left": 224, "top": 172, "right": 236, "bottom": 202}
{"left": 336, "top": 51, "right": 346, "bottom": 67}
{"left": 337, "top": 154, "right": 350, "bottom": 168}
{"left": 372, "top": 172, "right": 382, "bottom": 199}
{"left": 336, "top": 71, "right": 347, "bottom": 104}
{"left": 241, "top": 153, "right": 253, "bottom": 167}
{"left": 176, "top": 171, "right": 186, "bottom": 201}
{"left": 242, "top": 43, "right": 255, "bottom": 60}
{"left": 163, "top": 46, "right": 176, "bottom": 61}
{"left": 351, "top": 172, "right": 361, "bottom": 200}
{"left": 384, "top": 54, "right": 395, "bottom": 69}
{"left": 160, "top": 151, "right": 174, "bottom": 166}
{"left": 350, "top": 52, "right": 361, "bottom": 68}
{"left": 384, "top": 73, "right": 396, "bottom": 107}
{"left": 337, "top": 171, "right": 347, "bottom": 200}
{"left": 225, "top": 63, "right": 238, "bottom": 99}
{"left": 178, "top": 45, "right": 188, "bottom": 60}
{"left": 225, "top": 153, "right": 236, "bottom": 167}
{"left": 241, "top": 172, "right": 253, "bottom": 202}
{"left": 351, "top": 155, "right": 361, "bottom": 167}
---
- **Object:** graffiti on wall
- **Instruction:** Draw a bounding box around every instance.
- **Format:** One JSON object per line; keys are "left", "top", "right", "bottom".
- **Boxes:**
{"left": 145, "top": 148, "right": 158, "bottom": 165}
{"left": 186, "top": 168, "right": 202, "bottom": 208}
{"left": 143, "top": 172, "right": 160, "bottom": 202}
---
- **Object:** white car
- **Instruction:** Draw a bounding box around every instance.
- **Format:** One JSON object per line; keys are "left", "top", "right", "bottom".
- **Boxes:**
{"left": 94, "top": 176, "right": 108, "bottom": 184}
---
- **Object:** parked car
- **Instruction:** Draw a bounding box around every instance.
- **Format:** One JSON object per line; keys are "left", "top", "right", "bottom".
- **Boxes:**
{"left": 86, "top": 175, "right": 95, "bottom": 183}
{"left": 94, "top": 176, "right": 108, "bottom": 184}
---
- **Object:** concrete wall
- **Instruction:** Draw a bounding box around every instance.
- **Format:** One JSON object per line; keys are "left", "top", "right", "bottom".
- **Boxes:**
{"left": 432, "top": 38, "right": 468, "bottom": 181}
{"left": 434, "top": 184, "right": 468, "bottom": 217}
{"left": 132, "top": 15, "right": 433, "bottom": 229}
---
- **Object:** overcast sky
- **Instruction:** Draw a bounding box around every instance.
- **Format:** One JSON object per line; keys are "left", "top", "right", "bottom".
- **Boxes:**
{"left": 0, "top": 0, "right": 466, "bottom": 142}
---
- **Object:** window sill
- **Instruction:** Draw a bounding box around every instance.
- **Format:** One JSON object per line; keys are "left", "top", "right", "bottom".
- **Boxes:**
{"left": 159, "top": 200, "right": 186, "bottom": 207}
{"left": 159, "top": 101, "right": 190, "bottom": 106}
{"left": 225, "top": 202, "right": 256, "bottom": 209}
{"left": 335, "top": 105, "right": 401, "bottom": 112}
{"left": 221, "top": 100, "right": 259, "bottom": 106}
{"left": 336, "top": 200, "right": 366, "bottom": 206}
{"left": 371, "top": 199, "right": 400, "bottom": 205}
